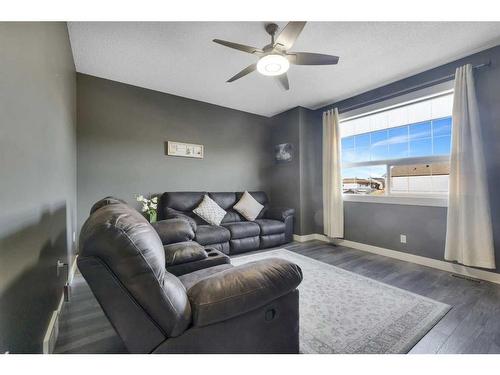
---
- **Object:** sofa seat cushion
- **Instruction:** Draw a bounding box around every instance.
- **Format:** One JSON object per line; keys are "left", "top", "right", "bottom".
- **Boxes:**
{"left": 178, "top": 263, "right": 234, "bottom": 290}
{"left": 222, "top": 221, "right": 260, "bottom": 239}
{"left": 254, "top": 219, "right": 286, "bottom": 236}
{"left": 195, "top": 225, "right": 231, "bottom": 245}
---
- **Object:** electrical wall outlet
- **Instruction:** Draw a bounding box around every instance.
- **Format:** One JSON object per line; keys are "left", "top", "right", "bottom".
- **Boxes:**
{"left": 400, "top": 234, "right": 407, "bottom": 244}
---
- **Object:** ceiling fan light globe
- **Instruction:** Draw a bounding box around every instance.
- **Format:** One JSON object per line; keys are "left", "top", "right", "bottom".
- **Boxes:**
{"left": 257, "top": 54, "right": 290, "bottom": 76}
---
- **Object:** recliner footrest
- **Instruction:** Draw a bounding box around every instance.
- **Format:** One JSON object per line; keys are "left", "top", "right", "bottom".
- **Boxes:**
{"left": 186, "top": 258, "right": 303, "bottom": 327}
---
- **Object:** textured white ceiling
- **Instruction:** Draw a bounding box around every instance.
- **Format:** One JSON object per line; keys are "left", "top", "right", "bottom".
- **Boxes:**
{"left": 68, "top": 22, "right": 500, "bottom": 117}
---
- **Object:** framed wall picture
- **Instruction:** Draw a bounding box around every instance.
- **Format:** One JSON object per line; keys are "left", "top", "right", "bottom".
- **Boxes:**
{"left": 166, "top": 141, "right": 204, "bottom": 159}
{"left": 275, "top": 143, "right": 293, "bottom": 163}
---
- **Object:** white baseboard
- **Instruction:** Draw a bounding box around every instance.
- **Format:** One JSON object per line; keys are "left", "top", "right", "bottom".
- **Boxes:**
{"left": 293, "top": 234, "right": 500, "bottom": 285}
{"left": 68, "top": 254, "right": 78, "bottom": 284}
{"left": 42, "top": 295, "right": 64, "bottom": 354}
{"left": 42, "top": 255, "right": 78, "bottom": 354}
{"left": 293, "top": 234, "right": 331, "bottom": 243}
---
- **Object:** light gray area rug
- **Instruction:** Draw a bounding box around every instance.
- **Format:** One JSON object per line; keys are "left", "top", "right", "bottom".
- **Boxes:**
{"left": 232, "top": 249, "right": 450, "bottom": 354}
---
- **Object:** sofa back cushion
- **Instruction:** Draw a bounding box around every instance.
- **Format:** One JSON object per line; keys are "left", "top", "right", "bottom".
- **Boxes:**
{"left": 209, "top": 192, "right": 242, "bottom": 223}
{"left": 163, "top": 191, "right": 206, "bottom": 212}
{"left": 159, "top": 192, "right": 207, "bottom": 224}
{"left": 79, "top": 199, "right": 192, "bottom": 338}
{"left": 160, "top": 191, "right": 269, "bottom": 223}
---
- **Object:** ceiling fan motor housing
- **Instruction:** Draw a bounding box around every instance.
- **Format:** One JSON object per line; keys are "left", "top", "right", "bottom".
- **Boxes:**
{"left": 265, "top": 23, "right": 279, "bottom": 36}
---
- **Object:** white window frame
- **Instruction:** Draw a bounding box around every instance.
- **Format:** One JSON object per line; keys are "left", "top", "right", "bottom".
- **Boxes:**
{"left": 339, "top": 84, "right": 453, "bottom": 207}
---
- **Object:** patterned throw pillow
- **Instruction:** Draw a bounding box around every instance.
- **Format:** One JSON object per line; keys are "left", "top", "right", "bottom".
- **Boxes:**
{"left": 233, "top": 191, "right": 264, "bottom": 221}
{"left": 193, "top": 195, "right": 227, "bottom": 226}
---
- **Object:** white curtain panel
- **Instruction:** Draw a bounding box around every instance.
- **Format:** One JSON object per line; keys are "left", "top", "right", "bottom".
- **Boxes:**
{"left": 322, "top": 108, "right": 344, "bottom": 238}
{"left": 445, "top": 64, "right": 495, "bottom": 269}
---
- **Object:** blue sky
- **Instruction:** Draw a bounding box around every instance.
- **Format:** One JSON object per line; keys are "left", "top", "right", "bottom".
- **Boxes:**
{"left": 342, "top": 116, "right": 452, "bottom": 164}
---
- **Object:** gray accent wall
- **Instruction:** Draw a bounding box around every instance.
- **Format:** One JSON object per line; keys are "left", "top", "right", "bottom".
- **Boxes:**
{"left": 344, "top": 202, "right": 447, "bottom": 259}
{"left": 0, "top": 23, "right": 77, "bottom": 353}
{"left": 313, "top": 44, "right": 500, "bottom": 272}
{"left": 76, "top": 74, "right": 272, "bottom": 230}
{"left": 299, "top": 109, "right": 323, "bottom": 235}
{"left": 269, "top": 108, "right": 302, "bottom": 233}
{"left": 269, "top": 107, "right": 323, "bottom": 235}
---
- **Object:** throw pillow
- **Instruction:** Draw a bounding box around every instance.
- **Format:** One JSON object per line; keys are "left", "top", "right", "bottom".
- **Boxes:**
{"left": 233, "top": 191, "right": 264, "bottom": 221}
{"left": 193, "top": 195, "right": 227, "bottom": 226}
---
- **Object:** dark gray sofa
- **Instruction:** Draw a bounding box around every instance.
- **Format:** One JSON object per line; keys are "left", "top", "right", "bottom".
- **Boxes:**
{"left": 78, "top": 198, "right": 303, "bottom": 353}
{"left": 158, "top": 191, "right": 294, "bottom": 254}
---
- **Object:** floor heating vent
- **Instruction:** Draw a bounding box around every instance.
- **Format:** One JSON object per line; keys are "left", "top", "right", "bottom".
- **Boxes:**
{"left": 451, "top": 273, "right": 482, "bottom": 283}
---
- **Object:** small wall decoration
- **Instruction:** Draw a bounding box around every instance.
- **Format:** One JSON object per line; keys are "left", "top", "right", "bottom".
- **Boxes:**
{"left": 166, "top": 141, "right": 204, "bottom": 159}
{"left": 275, "top": 143, "right": 293, "bottom": 163}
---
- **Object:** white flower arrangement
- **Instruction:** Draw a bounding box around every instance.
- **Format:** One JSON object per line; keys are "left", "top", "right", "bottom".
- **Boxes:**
{"left": 136, "top": 195, "right": 158, "bottom": 222}
{"left": 136, "top": 195, "right": 158, "bottom": 212}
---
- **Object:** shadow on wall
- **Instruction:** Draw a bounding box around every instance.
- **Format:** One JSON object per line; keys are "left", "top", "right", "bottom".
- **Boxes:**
{"left": 0, "top": 203, "right": 69, "bottom": 353}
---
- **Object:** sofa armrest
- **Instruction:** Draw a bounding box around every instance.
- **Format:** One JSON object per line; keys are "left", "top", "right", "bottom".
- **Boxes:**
{"left": 166, "top": 248, "right": 230, "bottom": 277}
{"left": 151, "top": 218, "right": 195, "bottom": 245}
{"left": 165, "top": 208, "right": 197, "bottom": 231}
{"left": 163, "top": 241, "right": 207, "bottom": 267}
{"left": 187, "top": 258, "right": 303, "bottom": 327}
{"left": 265, "top": 207, "right": 295, "bottom": 222}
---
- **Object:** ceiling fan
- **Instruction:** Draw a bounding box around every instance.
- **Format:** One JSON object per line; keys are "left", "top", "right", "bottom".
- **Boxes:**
{"left": 213, "top": 21, "right": 339, "bottom": 90}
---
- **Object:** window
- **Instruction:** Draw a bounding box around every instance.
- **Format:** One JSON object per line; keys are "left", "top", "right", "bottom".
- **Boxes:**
{"left": 340, "top": 92, "right": 453, "bottom": 203}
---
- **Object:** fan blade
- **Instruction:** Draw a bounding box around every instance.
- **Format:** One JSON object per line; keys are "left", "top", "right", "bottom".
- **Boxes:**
{"left": 227, "top": 63, "right": 257, "bottom": 82}
{"left": 274, "top": 22, "right": 306, "bottom": 51}
{"left": 276, "top": 73, "right": 290, "bottom": 90}
{"left": 287, "top": 52, "right": 339, "bottom": 65}
{"left": 213, "top": 39, "right": 263, "bottom": 55}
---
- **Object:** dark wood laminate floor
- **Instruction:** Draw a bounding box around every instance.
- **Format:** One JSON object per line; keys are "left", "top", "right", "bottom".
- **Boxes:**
{"left": 54, "top": 241, "right": 500, "bottom": 354}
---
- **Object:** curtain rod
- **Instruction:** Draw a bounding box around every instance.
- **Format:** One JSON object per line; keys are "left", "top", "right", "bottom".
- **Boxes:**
{"left": 333, "top": 61, "right": 491, "bottom": 114}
